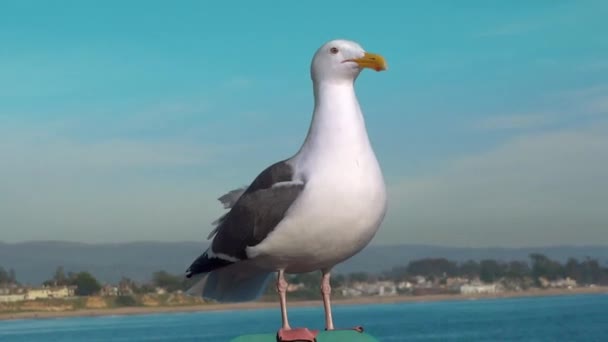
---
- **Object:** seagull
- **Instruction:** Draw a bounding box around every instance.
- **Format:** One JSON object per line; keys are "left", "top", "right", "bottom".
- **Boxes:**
{"left": 186, "top": 39, "right": 388, "bottom": 341}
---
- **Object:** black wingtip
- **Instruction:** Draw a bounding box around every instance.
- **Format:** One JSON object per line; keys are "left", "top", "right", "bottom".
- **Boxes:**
{"left": 185, "top": 251, "right": 234, "bottom": 278}
{"left": 185, "top": 268, "right": 193, "bottom": 278}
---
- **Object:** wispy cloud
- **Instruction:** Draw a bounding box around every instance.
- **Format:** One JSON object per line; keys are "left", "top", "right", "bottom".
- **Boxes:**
{"left": 474, "top": 113, "right": 554, "bottom": 131}
{"left": 1, "top": 136, "right": 213, "bottom": 171}
{"left": 0, "top": 120, "right": 232, "bottom": 243}
{"left": 555, "top": 84, "right": 608, "bottom": 115}
{"left": 578, "top": 60, "right": 608, "bottom": 72}
{"left": 586, "top": 96, "right": 608, "bottom": 114}
{"left": 474, "top": 84, "right": 608, "bottom": 133}
{"left": 381, "top": 120, "right": 608, "bottom": 247}
{"left": 408, "top": 87, "right": 608, "bottom": 246}
{"left": 559, "top": 84, "right": 608, "bottom": 99}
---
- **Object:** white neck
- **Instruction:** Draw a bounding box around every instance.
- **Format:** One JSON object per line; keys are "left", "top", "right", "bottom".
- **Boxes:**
{"left": 297, "top": 81, "right": 371, "bottom": 158}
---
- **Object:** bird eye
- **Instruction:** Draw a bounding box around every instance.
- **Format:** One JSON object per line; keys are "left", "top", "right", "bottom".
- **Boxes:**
{"left": 330, "top": 47, "right": 339, "bottom": 54}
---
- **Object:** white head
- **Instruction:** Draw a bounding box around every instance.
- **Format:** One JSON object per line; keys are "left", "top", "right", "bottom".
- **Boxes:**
{"left": 310, "top": 39, "right": 387, "bottom": 84}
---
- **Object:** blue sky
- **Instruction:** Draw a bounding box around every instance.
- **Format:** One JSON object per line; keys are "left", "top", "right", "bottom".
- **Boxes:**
{"left": 1, "top": 1, "right": 607, "bottom": 246}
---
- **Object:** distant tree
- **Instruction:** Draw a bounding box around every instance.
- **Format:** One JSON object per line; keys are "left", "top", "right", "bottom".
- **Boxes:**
{"left": 7, "top": 269, "right": 17, "bottom": 284}
{"left": 505, "top": 261, "right": 530, "bottom": 280}
{"left": 114, "top": 295, "right": 138, "bottom": 307}
{"left": 479, "top": 259, "right": 505, "bottom": 283}
{"left": 406, "top": 258, "right": 458, "bottom": 278}
{"left": 564, "top": 258, "right": 582, "bottom": 281}
{"left": 53, "top": 266, "right": 68, "bottom": 285}
{"left": 152, "top": 271, "right": 183, "bottom": 292}
{"left": 289, "top": 272, "right": 321, "bottom": 288}
{"left": 0, "top": 267, "right": 9, "bottom": 285}
{"left": 601, "top": 265, "right": 608, "bottom": 285}
{"left": 560, "top": 257, "right": 604, "bottom": 285}
{"left": 42, "top": 266, "right": 68, "bottom": 287}
{"left": 71, "top": 272, "right": 102, "bottom": 296}
{"left": 331, "top": 274, "right": 346, "bottom": 288}
{"left": 135, "top": 283, "right": 156, "bottom": 294}
{"left": 579, "top": 257, "right": 602, "bottom": 285}
{"left": 118, "top": 277, "right": 139, "bottom": 294}
{"left": 348, "top": 272, "right": 371, "bottom": 283}
{"left": 385, "top": 266, "right": 409, "bottom": 282}
{"left": 459, "top": 260, "right": 480, "bottom": 279}
{"left": 530, "top": 253, "right": 563, "bottom": 282}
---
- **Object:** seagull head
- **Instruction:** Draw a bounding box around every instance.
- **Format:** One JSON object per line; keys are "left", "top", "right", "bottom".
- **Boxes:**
{"left": 310, "top": 39, "right": 387, "bottom": 83}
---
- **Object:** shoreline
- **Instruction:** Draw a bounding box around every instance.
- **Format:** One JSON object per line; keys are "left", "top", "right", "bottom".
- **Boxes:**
{"left": 1, "top": 286, "right": 606, "bottom": 321}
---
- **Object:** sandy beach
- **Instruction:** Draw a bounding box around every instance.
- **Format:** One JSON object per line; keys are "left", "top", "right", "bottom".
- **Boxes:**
{"left": 1, "top": 286, "right": 606, "bottom": 321}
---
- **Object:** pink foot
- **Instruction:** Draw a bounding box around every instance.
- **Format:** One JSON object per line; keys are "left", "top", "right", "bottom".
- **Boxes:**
{"left": 277, "top": 327, "right": 319, "bottom": 342}
{"left": 326, "top": 326, "right": 364, "bottom": 333}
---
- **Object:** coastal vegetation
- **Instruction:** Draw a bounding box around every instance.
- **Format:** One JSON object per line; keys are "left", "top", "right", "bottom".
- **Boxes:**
{"left": 1, "top": 253, "right": 607, "bottom": 317}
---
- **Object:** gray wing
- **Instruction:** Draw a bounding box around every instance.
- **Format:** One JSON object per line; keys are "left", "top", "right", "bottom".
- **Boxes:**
{"left": 208, "top": 186, "right": 247, "bottom": 239}
{"left": 218, "top": 187, "right": 247, "bottom": 209}
{"left": 186, "top": 160, "right": 304, "bottom": 278}
{"left": 211, "top": 161, "right": 304, "bottom": 260}
{"left": 211, "top": 160, "right": 304, "bottom": 260}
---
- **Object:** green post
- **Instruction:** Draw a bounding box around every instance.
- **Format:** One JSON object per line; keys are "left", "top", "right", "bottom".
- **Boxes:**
{"left": 231, "top": 330, "right": 380, "bottom": 342}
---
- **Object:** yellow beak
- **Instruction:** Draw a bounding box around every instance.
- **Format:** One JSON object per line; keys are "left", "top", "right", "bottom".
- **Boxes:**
{"left": 347, "top": 52, "right": 387, "bottom": 72}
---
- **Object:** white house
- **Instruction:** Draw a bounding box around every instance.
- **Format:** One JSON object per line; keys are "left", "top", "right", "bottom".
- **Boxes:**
{"left": 0, "top": 293, "right": 26, "bottom": 303}
{"left": 460, "top": 284, "right": 499, "bottom": 294}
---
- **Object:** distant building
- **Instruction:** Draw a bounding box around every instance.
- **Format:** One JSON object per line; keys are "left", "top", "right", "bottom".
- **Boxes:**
{"left": 118, "top": 282, "right": 134, "bottom": 296}
{"left": 410, "top": 275, "right": 433, "bottom": 289}
{"left": 341, "top": 287, "right": 363, "bottom": 297}
{"left": 287, "top": 283, "right": 305, "bottom": 293}
{"left": 412, "top": 276, "right": 427, "bottom": 285}
{"left": 397, "top": 281, "right": 412, "bottom": 290}
{"left": 0, "top": 293, "right": 26, "bottom": 303}
{"left": 446, "top": 277, "right": 469, "bottom": 288}
{"left": 101, "top": 285, "right": 119, "bottom": 297}
{"left": 539, "top": 277, "right": 577, "bottom": 289}
{"left": 0, "top": 285, "right": 76, "bottom": 302}
{"left": 460, "top": 284, "right": 499, "bottom": 294}
{"left": 376, "top": 281, "right": 397, "bottom": 296}
{"left": 48, "top": 286, "right": 75, "bottom": 298}
{"left": 340, "top": 281, "right": 398, "bottom": 297}
{"left": 25, "top": 288, "right": 50, "bottom": 300}
{"left": 25, "top": 286, "right": 76, "bottom": 300}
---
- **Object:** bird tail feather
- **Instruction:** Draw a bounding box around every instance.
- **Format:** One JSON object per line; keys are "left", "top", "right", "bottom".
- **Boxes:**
{"left": 186, "top": 261, "right": 273, "bottom": 303}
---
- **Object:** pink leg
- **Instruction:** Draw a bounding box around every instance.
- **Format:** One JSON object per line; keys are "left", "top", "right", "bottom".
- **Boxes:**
{"left": 321, "top": 271, "right": 335, "bottom": 330}
{"left": 276, "top": 270, "right": 318, "bottom": 342}
{"left": 277, "top": 270, "right": 291, "bottom": 330}
{"left": 321, "top": 271, "right": 364, "bottom": 334}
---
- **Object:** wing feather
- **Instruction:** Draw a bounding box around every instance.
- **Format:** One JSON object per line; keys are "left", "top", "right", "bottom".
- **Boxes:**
{"left": 186, "top": 160, "right": 303, "bottom": 277}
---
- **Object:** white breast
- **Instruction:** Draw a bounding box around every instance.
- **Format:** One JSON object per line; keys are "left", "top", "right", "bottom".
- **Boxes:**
{"left": 248, "top": 146, "right": 387, "bottom": 273}
{"left": 246, "top": 80, "right": 388, "bottom": 273}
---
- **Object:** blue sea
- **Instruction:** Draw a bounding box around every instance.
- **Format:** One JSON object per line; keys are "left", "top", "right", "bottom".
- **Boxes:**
{"left": 1, "top": 294, "right": 607, "bottom": 341}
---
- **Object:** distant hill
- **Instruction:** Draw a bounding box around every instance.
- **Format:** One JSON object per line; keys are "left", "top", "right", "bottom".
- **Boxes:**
{"left": 1, "top": 241, "right": 607, "bottom": 285}
{"left": 0, "top": 241, "right": 204, "bottom": 286}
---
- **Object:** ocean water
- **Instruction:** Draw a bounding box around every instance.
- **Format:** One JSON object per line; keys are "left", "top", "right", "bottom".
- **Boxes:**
{"left": 0, "top": 294, "right": 607, "bottom": 341}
